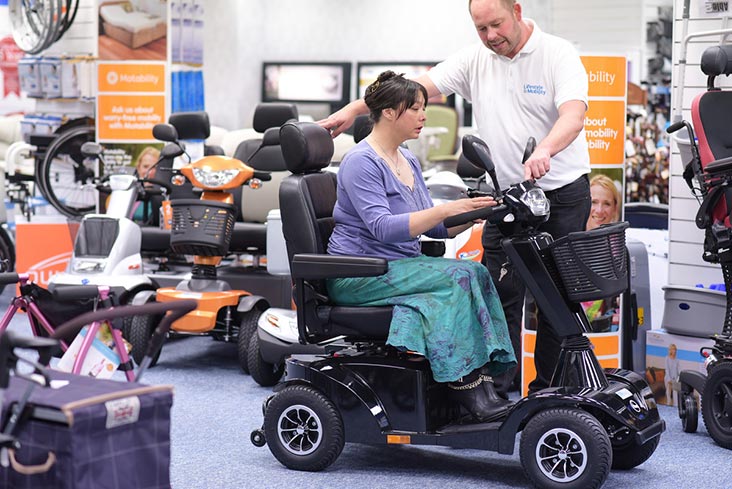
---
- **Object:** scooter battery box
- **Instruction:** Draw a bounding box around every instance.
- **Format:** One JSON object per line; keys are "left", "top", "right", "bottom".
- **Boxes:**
{"left": 0, "top": 371, "right": 173, "bottom": 489}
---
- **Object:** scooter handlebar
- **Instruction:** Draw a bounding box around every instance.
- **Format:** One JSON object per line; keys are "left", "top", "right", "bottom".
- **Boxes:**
{"left": 444, "top": 204, "right": 506, "bottom": 228}
{"left": 252, "top": 171, "right": 272, "bottom": 182}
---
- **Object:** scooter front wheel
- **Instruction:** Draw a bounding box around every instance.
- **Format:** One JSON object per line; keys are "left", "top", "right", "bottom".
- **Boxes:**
{"left": 263, "top": 385, "right": 344, "bottom": 471}
{"left": 520, "top": 407, "right": 611, "bottom": 489}
{"left": 702, "top": 361, "right": 732, "bottom": 449}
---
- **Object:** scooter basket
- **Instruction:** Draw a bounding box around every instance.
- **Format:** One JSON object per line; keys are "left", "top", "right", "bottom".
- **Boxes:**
{"left": 170, "top": 199, "right": 236, "bottom": 256}
{"left": 547, "top": 221, "right": 629, "bottom": 302}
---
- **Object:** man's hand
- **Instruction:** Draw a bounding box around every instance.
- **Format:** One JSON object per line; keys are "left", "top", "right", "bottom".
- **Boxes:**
{"left": 317, "top": 101, "right": 365, "bottom": 138}
{"left": 523, "top": 147, "right": 552, "bottom": 180}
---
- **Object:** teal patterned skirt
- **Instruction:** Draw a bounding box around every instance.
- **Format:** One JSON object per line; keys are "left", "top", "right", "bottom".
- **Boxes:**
{"left": 327, "top": 255, "right": 516, "bottom": 383}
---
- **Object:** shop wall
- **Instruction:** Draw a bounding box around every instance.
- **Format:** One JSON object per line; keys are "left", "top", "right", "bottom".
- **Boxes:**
{"left": 202, "top": 0, "right": 552, "bottom": 130}
{"left": 668, "top": 0, "right": 732, "bottom": 287}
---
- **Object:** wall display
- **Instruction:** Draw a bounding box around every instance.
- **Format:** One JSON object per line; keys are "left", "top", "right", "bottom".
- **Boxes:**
{"left": 355, "top": 61, "right": 454, "bottom": 107}
{"left": 98, "top": 0, "right": 168, "bottom": 61}
{"left": 262, "top": 62, "right": 351, "bottom": 109}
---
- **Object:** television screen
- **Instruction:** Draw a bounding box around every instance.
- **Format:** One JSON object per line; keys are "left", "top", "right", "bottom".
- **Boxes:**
{"left": 262, "top": 62, "right": 351, "bottom": 105}
{"left": 356, "top": 61, "right": 454, "bottom": 106}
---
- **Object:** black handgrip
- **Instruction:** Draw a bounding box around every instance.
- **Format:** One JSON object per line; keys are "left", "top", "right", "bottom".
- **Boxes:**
{"left": 52, "top": 285, "right": 100, "bottom": 302}
{"left": 444, "top": 205, "right": 500, "bottom": 228}
{"left": 140, "top": 178, "right": 173, "bottom": 194}
{"left": 52, "top": 300, "right": 198, "bottom": 342}
{"left": 522, "top": 137, "right": 537, "bottom": 165}
{"left": 253, "top": 171, "right": 272, "bottom": 182}
{"left": 666, "top": 121, "right": 685, "bottom": 134}
{"left": 0, "top": 273, "right": 19, "bottom": 286}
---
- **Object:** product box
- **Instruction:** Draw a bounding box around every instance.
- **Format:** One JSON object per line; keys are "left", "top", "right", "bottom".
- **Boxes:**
{"left": 645, "top": 328, "right": 714, "bottom": 406}
{"left": 39, "top": 57, "right": 62, "bottom": 98}
{"left": 60, "top": 57, "right": 81, "bottom": 98}
{"left": 0, "top": 372, "right": 173, "bottom": 488}
{"left": 56, "top": 325, "right": 122, "bottom": 379}
{"left": 18, "top": 56, "right": 42, "bottom": 97}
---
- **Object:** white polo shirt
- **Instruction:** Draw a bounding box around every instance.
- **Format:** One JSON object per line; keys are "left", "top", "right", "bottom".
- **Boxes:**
{"left": 428, "top": 20, "right": 590, "bottom": 191}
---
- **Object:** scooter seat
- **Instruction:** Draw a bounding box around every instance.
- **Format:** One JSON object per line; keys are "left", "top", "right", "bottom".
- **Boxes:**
{"left": 327, "top": 306, "right": 392, "bottom": 339}
{"left": 229, "top": 222, "right": 267, "bottom": 254}
{"left": 140, "top": 227, "right": 172, "bottom": 253}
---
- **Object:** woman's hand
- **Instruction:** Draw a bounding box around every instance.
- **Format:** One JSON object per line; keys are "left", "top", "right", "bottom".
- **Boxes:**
{"left": 442, "top": 197, "right": 497, "bottom": 237}
{"left": 444, "top": 196, "right": 497, "bottom": 217}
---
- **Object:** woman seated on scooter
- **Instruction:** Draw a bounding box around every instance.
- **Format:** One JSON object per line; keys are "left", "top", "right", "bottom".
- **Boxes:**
{"left": 327, "top": 71, "right": 516, "bottom": 423}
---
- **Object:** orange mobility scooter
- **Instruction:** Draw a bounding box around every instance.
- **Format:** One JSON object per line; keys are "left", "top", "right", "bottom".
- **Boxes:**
{"left": 127, "top": 123, "right": 271, "bottom": 369}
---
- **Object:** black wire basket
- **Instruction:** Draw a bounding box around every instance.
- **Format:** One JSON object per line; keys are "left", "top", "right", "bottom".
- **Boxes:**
{"left": 170, "top": 199, "right": 236, "bottom": 256}
{"left": 546, "top": 221, "right": 629, "bottom": 302}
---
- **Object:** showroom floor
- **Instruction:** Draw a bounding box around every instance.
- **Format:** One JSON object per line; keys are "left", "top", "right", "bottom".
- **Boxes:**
{"left": 1, "top": 286, "right": 729, "bottom": 489}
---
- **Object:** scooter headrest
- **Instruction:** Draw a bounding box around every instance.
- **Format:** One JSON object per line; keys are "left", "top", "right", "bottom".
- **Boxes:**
{"left": 280, "top": 121, "right": 334, "bottom": 174}
{"left": 701, "top": 45, "right": 732, "bottom": 77}
{"left": 169, "top": 111, "right": 210, "bottom": 140}
{"left": 253, "top": 103, "right": 299, "bottom": 133}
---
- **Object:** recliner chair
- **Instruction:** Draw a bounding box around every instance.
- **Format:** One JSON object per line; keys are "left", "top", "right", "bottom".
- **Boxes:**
{"left": 278, "top": 121, "right": 392, "bottom": 342}
{"left": 228, "top": 103, "right": 298, "bottom": 257}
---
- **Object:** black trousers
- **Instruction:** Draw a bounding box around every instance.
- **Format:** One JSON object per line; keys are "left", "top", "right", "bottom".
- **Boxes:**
{"left": 481, "top": 174, "right": 591, "bottom": 396}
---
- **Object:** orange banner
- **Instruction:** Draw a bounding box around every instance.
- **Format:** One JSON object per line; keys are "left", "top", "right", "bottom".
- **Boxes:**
{"left": 585, "top": 99, "right": 625, "bottom": 165}
{"left": 16, "top": 222, "right": 73, "bottom": 287}
{"left": 580, "top": 56, "right": 627, "bottom": 98}
{"left": 98, "top": 94, "right": 166, "bottom": 141}
{"left": 98, "top": 63, "right": 166, "bottom": 93}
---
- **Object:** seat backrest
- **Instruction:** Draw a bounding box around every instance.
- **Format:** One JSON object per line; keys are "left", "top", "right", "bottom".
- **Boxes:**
{"left": 691, "top": 45, "right": 732, "bottom": 226}
{"left": 424, "top": 105, "right": 458, "bottom": 161}
{"left": 278, "top": 122, "right": 336, "bottom": 290}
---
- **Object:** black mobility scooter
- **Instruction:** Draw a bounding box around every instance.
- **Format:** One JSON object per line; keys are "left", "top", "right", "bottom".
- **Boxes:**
{"left": 667, "top": 44, "right": 732, "bottom": 449}
{"left": 251, "top": 122, "right": 664, "bottom": 489}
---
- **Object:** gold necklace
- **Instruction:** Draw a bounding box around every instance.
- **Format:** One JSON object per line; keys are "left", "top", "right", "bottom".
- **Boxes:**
{"left": 372, "top": 139, "right": 401, "bottom": 176}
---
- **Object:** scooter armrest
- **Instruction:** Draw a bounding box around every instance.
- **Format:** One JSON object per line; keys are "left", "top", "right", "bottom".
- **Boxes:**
{"left": 291, "top": 254, "right": 388, "bottom": 280}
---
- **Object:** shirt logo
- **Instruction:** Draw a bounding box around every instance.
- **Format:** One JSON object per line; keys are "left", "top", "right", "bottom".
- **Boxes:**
{"left": 523, "top": 84, "right": 546, "bottom": 95}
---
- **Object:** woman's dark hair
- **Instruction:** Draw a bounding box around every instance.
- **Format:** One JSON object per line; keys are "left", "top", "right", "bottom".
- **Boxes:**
{"left": 364, "top": 70, "right": 428, "bottom": 123}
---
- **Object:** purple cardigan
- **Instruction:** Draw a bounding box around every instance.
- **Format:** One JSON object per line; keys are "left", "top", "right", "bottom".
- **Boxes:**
{"left": 328, "top": 140, "right": 449, "bottom": 260}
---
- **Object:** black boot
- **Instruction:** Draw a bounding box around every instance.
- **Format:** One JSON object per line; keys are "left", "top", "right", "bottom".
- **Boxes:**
{"left": 448, "top": 371, "right": 514, "bottom": 423}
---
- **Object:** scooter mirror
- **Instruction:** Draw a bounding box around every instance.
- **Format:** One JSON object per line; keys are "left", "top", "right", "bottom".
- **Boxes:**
{"left": 152, "top": 123, "right": 179, "bottom": 143}
{"left": 462, "top": 135, "right": 495, "bottom": 173}
{"left": 80, "top": 142, "right": 103, "bottom": 158}
{"left": 522, "top": 137, "right": 537, "bottom": 165}
{"left": 462, "top": 135, "right": 501, "bottom": 193}
{"left": 161, "top": 142, "right": 185, "bottom": 159}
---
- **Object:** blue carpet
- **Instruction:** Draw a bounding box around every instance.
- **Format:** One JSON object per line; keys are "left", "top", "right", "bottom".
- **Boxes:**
{"left": 1, "top": 287, "right": 729, "bottom": 489}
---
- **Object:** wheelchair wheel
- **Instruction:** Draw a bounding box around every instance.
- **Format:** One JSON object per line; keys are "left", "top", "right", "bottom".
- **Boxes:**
{"left": 679, "top": 391, "right": 698, "bottom": 433}
{"left": 610, "top": 433, "right": 659, "bottom": 470}
{"left": 237, "top": 309, "right": 262, "bottom": 374}
{"left": 247, "top": 330, "right": 284, "bottom": 387}
{"left": 520, "top": 408, "right": 611, "bottom": 489}
{"left": 36, "top": 126, "right": 98, "bottom": 219}
{"left": 702, "top": 361, "right": 732, "bottom": 449}
{"left": 263, "top": 384, "right": 344, "bottom": 471}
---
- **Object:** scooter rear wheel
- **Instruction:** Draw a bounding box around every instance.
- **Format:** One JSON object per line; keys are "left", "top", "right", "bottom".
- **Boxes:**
{"left": 702, "top": 361, "right": 732, "bottom": 449}
{"left": 263, "top": 385, "right": 344, "bottom": 472}
{"left": 237, "top": 309, "right": 262, "bottom": 374}
{"left": 520, "top": 407, "right": 611, "bottom": 489}
{"left": 679, "top": 392, "right": 699, "bottom": 433}
{"left": 247, "top": 329, "right": 284, "bottom": 387}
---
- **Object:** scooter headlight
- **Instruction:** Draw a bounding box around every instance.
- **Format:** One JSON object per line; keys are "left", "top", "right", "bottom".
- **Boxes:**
{"left": 520, "top": 187, "right": 550, "bottom": 217}
{"left": 191, "top": 168, "right": 240, "bottom": 188}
